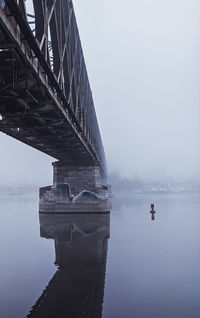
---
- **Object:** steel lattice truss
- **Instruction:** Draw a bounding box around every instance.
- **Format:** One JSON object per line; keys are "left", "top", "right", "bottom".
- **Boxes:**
{"left": 0, "top": 0, "right": 106, "bottom": 171}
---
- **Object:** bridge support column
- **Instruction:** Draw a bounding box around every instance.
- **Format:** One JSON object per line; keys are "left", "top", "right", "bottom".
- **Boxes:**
{"left": 52, "top": 161, "right": 107, "bottom": 195}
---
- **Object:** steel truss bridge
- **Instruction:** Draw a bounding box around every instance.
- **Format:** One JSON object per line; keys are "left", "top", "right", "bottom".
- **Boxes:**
{"left": 0, "top": 0, "right": 106, "bottom": 172}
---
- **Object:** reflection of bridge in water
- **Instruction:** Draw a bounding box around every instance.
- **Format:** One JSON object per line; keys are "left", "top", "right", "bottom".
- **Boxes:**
{"left": 0, "top": 1, "right": 108, "bottom": 195}
{"left": 27, "top": 211, "right": 110, "bottom": 318}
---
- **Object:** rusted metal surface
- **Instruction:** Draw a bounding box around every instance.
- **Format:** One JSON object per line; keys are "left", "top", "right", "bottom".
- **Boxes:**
{"left": 0, "top": 0, "right": 106, "bottom": 171}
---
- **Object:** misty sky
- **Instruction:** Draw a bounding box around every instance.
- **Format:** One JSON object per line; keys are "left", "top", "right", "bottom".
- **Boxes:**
{"left": 1, "top": 0, "right": 200, "bottom": 184}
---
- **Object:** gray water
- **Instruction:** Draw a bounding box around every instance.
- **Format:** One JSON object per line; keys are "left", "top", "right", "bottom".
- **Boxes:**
{"left": 0, "top": 189, "right": 199, "bottom": 317}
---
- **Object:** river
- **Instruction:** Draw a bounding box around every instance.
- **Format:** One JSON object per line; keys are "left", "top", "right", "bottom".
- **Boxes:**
{"left": 0, "top": 188, "right": 199, "bottom": 317}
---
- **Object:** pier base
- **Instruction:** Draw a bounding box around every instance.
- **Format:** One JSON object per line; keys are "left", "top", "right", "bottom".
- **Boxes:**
{"left": 39, "top": 161, "right": 111, "bottom": 213}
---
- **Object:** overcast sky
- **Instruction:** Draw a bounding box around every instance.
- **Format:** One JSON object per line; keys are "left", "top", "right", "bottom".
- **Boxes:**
{"left": 1, "top": 0, "right": 200, "bottom": 185}
{"left": 73, "top": 0, "right": 200, "bottom": 181}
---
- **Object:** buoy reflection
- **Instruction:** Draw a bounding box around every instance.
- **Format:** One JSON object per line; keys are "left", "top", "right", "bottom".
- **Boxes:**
{"left": 150, "top": 203, "right": 156, "bottom": 221}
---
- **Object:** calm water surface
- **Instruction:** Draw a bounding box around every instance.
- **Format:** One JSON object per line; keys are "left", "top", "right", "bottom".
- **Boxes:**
{"left": 0, "top": 190, "right": 199, "bottom": 317}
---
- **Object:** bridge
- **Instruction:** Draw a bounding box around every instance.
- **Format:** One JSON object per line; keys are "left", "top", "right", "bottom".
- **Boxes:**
{"left": 0, "top": 0, "right": 107, "bottom": 195}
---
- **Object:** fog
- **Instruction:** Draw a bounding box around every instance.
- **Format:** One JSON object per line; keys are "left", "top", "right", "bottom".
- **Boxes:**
{"left": 1, "top": 0, "right": 200, "bottom": 185}
{"left": 73, "top": 0, "right": 200, "bottom": 181}
{"left": 0, "top": 134, "right": 53, "bottom": 185}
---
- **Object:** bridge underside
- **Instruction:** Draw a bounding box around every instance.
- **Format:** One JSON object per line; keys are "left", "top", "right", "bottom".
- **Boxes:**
{"left": 0, "top": 41, "right": 94, "bottom": 165}
{"left": 0, "top": 2, "right": 106, "bottom": 169}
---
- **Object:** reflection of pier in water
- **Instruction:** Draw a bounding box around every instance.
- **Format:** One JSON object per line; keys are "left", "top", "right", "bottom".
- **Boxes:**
{"left": 27, "top": 209, "right": 110, "bottom": 318}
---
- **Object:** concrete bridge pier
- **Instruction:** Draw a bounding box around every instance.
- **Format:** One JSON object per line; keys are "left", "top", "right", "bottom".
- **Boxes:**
{"left": 39, "top": 161, "right": 110, "bottom": 213}
{"left": 52, "top": 161, "right": 108, "bottom": 196}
